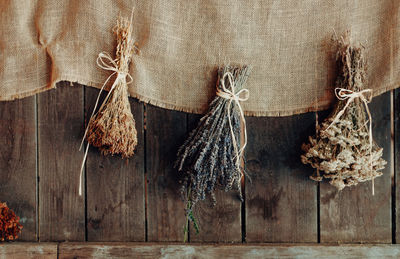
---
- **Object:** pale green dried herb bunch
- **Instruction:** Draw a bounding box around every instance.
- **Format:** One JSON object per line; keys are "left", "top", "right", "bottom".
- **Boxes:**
{"left": 301, "top": 35, "right": 386, "bottom": 190}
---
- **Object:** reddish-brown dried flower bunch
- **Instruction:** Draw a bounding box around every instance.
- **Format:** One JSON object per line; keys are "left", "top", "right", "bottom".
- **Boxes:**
{"left": 0, "top": 202, "right": 23, "bottom": 241}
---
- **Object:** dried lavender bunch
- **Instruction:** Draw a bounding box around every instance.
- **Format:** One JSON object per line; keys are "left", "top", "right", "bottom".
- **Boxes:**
{"left": 85, "top": 15, "right": 137, "bottom": 158}
{"left": 175, "top": 65, "right": 251, "bottom": 240}
{"left": 301, "top": 34, "right": 386, "bottom": 190}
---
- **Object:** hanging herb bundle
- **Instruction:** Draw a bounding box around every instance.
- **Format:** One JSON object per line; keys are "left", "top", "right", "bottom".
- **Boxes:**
{"left": 0, "top": 202, "right": 23, "bottom": 241}
{"left": 301, "top": 34, "right": 386, "bottom": 191}
{"left": 79, "top": 10, "right": 137, "bottom": 195}
{"left": 175, "top": 65, "right": 251, "bottom": 241}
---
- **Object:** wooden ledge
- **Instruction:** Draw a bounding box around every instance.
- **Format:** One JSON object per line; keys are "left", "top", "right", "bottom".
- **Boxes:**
{"left": 1, "top": 243, "right": 400, "bottom": 258}
{"left": 0, "top": 243, "right": 57, "bottom": 258}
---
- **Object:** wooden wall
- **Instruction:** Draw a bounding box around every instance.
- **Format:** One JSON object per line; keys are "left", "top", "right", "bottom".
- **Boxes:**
{"left": 0, "top": 82, "right": 397, "bottom": 243}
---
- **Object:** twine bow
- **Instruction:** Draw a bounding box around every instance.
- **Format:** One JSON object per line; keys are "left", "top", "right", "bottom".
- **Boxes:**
{"left": 78, "top": 52, "right": 133, "bottom": 196}
{"left": 326, "top": 87, "right": 375, "bottom": 194}
{"left": 216, "top": 71, "right": 249, "bottom": 174}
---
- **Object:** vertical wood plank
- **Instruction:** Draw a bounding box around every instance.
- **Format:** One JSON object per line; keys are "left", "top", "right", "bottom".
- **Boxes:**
{"left": 0, "top": 97, "right": 37, "bottom": 241}
{"left": 245, "top": 114, "right": 318, "bottom": 242}
{"left": 38, "top": 82, "right": 85, "bottom": 241}
{"left": 86, "top": 87, "right": 145, "bottom": 241}
{"left": 320, "top": 92, "right": 392, "bottom": 243}
{"left": 187, "top": 114, "right": 242, "bottom": 243}
{"left": 395, "top": 89, "right": 399, "bottom": 243}
{"left": 146, "top": 105, "right": 187, "bottom": 241}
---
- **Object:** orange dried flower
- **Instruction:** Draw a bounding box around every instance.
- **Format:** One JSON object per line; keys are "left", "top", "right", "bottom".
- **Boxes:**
{"left": 0, "top": 202, "right": 23, "bottom": 241}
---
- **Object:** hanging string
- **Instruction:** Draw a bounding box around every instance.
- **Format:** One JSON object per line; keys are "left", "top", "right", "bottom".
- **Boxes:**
{"left": 216, "top": 71, "right": 249, "bottom": 174}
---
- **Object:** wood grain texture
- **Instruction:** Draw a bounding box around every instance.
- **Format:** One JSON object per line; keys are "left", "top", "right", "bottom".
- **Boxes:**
{"left": 245, "top": 114, "right": 318, "bottom": 242}
{"left": 146, "top": 105, "right": 187, "bottom": 241}
{"left": 0, "top": 243, "right": 57, "bottom": 259}
{"left": 58, "top": 243, "right": 400, "bottom": 259}
{"left": 320, "top": 92, "right": 392, "bottom": 243}
{"left": 395, "top": 89, "right": 399, "bottom": 243}
{"left": 38, "top": 82, "right": 85, "bottom": 241}
{"left": 0, "top": 97, "right": 37, "bottom": 241}
{"left": 187, "top": 114, "right": 242, "bottom": 243}
{"left": 86, "top": 87, "right": 145, "bottom": 241}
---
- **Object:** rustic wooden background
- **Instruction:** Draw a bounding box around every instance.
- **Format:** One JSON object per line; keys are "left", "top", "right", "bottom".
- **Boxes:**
{"left": 0, "top": 82, "right": 398, "bottom": 244}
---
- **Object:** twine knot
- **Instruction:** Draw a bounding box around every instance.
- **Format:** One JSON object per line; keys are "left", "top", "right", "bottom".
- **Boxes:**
{"left": 216, "top": 71, "right": 249, "bottom": 173}
{"left": 217, "top": 72, "right": 249, "bottom": 103}
{"left": 334, "top": 88, "right": 372, "bottom": 103}
{"left": 96, "top": 52, "right": 133, "bottom": 83}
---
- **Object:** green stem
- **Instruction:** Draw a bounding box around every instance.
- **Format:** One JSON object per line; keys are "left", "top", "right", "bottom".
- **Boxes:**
{"left": 183, "top": 186, "right": 192, "bottom": 243}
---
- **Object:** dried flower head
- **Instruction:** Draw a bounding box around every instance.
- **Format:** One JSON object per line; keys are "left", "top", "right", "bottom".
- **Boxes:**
{"left": 0, "top": 202, "right": 23, "bottom": 241}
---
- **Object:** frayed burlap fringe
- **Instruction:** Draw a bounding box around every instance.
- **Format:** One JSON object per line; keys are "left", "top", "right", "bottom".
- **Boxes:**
{"left": 301, "top": 33, "right": 387, "bottom": 191}
{"left": 2, "top": 72, "right": 399, "bottom": 118}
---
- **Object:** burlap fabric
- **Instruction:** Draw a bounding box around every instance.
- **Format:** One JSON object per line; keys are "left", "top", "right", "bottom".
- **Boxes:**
{"left": 1, "top": 0, "right": 399, "bottom": 116}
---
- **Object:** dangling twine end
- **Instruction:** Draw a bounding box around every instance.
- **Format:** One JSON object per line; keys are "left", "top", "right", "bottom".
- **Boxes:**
{"left": 372, "top": 178, "right": 375, "bottom": 196}
{"left": 78, "top": 183, "right": 83, "bottom": 196}
{"left": 78, "top": 145, "right": 90, "bottom": 197}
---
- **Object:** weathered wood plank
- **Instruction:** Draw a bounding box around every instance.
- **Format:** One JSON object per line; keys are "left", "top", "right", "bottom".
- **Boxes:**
{"left": 38, "top": 82, "right": 85, "bottom": 241}
{"left": 245, "top": 113, "right": 318, "bottom": 242}
{"left": 0, "top": 97, "right": 37, "bottom": 241}
{"left": 58, "top": 243, "right": 400, "bottom": 259}
{"left": 0, "top": 243, "right": 57, "bottom": 259}
{"left": 187, "top": 114, "right": 242, "bottom": 243}
{"left": 86, "top": 87, "right": 145, "bottom": 241}
{"left": 146, "top": 105, "right": 187, "bottom": 241}
{"left": 320, "top": 92, "right": 392, "bottom": 243}
{"left": 395, "top": 89, "right": 400, "bottom": 243}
